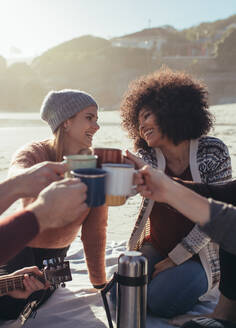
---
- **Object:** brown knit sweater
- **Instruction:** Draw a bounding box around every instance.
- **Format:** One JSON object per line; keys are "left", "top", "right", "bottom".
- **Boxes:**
{"left": 9, "top": 139, "right": 108, "bottom": 286}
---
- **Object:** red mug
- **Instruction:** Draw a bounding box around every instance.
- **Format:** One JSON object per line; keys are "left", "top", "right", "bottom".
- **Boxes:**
{"left": 93, "top": 148, "right": 123, "bottom": 168}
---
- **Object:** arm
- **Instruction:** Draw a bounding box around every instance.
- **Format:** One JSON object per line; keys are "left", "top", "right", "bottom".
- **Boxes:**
{"left": 9, "top": 163, "right": 67, "bottom": 207}
{"left": 176, "top": 179, "right": 236, "bottom": 207}
{"left": 8, "top": 147, "right": 38, "bottom": 207}
{"left": 0, "top": 161, "right": 67, "bottom": 215}
{"left": 0, "top": 210, "right": 39, "bottom": 265}
{"left": 81, "top": 205, "right": 108, "bottom": 288}
{"left": 0, "top": 177, "right": 24, "bottom": 215}
{"left": 8, "top": 143, "right": 64, "bottom": 208}
{"left": 0, "top": 145, "right": 43, "bottom": 213}
{"left": 169, "top": 140, "right": 232, "bottom": 264}
{"left": 200, "top": 199, "right": 236, "bottom": 255}
{"left": 0, "top": 178, "right": 87, "bottom": 264}
{"left": 138, "top": 167, "right": 236, "bottom": 254}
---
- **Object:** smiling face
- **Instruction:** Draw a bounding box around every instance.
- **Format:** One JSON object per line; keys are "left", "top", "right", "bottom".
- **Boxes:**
{"left": 63, "top": 105, "right": 99, "bottom": 154}
{"left": 138, "top": 108, "right": 166, "bottom": 148}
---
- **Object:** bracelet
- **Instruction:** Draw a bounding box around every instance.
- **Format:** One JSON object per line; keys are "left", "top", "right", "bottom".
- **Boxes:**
{"left": 93, "top": 283, "right": 106, "bottom": 290}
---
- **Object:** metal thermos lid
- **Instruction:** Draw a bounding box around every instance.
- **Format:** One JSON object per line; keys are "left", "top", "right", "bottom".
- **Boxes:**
{"left": 118, "top": 251, "right": 147, "bottom": 278}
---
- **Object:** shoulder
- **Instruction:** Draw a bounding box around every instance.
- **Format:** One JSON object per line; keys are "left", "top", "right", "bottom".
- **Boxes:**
{"left": 197, "top": 136, "right": 230, "bottom": 156}
{"left": 10, "top": 139, "right": 53, "bottom": 168}
{"left": 15, "top": 139, "right": 51, "bottom": 153}
{"left": 196, "top": 136, "right": 232, "bottom": 182}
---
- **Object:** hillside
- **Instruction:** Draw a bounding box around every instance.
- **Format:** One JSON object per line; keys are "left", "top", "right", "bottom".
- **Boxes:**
{"left": 0, "top": 15, "right": 235, "bottom": 111}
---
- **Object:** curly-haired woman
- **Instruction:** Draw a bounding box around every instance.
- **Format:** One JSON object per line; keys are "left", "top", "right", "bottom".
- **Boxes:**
{"left": 120, "top": 68, "right": 232, "bottom": 318}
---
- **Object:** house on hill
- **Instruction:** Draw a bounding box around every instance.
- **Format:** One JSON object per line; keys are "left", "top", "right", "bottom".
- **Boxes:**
{"left": 111, "top": 26, "right": 204, "bottom": 57}
{"left": 111, "top": 27, "right": 176, "bottom": 53}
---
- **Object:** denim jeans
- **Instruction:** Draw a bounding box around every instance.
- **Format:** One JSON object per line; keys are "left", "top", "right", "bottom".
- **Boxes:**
{"left": 140, "top": 242, "right": 208, "bottom": 318}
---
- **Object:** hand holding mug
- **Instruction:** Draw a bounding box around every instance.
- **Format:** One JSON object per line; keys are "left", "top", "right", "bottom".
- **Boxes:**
{"left": 14, "top": 161, "right": 68, "bottom": 198}
{"left": 28, "top": 178, "right": 88, "bottom": 231}
{"left": 124, "top": 150, "right": 146, "bottom": 169}
{"left": 136, "top": 165, "right": 173, "bottom": 203}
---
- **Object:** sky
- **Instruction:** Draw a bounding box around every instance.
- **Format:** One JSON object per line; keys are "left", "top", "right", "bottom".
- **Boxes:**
{"left": 0, "top": 0, "right": 235, "bottom": 58}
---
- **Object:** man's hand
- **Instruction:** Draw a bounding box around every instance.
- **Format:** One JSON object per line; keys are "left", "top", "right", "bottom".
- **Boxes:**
{"left": 7, "top": 266, "right": 48, "bottom": 299}
{"left": 28, "top": 178, "right": 88, "bottom": 231}
{"left": 0, "top": 162, "right": 69, "bottom": 215}
{"left": 152, "top": 257, "right": 176, "bottom": 279}
{"left": 14, "top": 161, "right": 68, "bottom": 198}
{"left": 135, "top": 165, "right": 172, "bottom": 203}
{"left": 136, "top": 165, "right": 211, "bottom": 227}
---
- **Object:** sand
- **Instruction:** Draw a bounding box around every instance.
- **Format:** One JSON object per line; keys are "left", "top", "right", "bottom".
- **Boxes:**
{"left": 0, "top": 104, "right": 236, "bottom": 327}
{"left": 1, "top": 104, "right": 236, "bottom": 242}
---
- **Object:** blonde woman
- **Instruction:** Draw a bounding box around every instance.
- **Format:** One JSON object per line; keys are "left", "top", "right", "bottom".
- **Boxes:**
{"left": 0, "top": 90, "right": 108, "bottom": 321}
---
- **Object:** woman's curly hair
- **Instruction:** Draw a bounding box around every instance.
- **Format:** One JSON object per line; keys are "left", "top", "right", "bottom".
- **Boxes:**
{"left": 120, "top": 68, "right": 214, "bottom": 151}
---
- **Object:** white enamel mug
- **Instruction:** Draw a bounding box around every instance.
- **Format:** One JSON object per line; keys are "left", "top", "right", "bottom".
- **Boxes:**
{"left": 102, "top": 163, "right": 136, "bottom": 206}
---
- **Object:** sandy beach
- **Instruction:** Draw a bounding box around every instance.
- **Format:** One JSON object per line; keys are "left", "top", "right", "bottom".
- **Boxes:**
{"left": 1, "top": 104, "right": 236, "bottom": 242}
{"left": 0, "top": 104, "right": 236, "bottom": 327}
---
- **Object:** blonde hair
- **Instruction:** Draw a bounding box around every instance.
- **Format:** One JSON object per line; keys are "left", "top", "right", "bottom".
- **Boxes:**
{"left": 51, "top": 120, "right": 93, "bottom": 161}
{"left": 52, "top": 124, "right": 65, "bottom": 162}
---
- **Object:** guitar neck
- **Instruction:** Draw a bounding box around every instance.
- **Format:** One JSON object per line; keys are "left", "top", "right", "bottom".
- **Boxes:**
{"left": 0, "top": 273, "right": 45, "bottom": 296}
{"left": 0, "top": 259, "right": 72, "bottom": 296}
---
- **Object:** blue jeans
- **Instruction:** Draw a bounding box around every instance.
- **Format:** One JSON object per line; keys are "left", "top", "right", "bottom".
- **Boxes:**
{"left": 140, "top": 242, "right": 208, "bottom": 318}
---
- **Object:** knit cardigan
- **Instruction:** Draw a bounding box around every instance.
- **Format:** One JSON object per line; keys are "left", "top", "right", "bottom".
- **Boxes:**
{"left": 9, "top": 140, "right": 107, "bottom": 286}
{"left": 128, "top": 136, "right": 232, "bottom": 298}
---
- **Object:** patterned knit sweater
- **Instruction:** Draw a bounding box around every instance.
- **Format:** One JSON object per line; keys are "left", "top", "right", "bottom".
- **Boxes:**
{"left": 9, "top": 140, "right": 107, "bottom": 286}
{"left": 128, "top": 136, "right": 232, "bottom": 298}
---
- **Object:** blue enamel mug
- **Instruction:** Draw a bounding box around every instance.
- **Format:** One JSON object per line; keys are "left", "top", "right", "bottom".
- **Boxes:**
{"left": 71, "top": 168, "right": 107, "bottom": 207}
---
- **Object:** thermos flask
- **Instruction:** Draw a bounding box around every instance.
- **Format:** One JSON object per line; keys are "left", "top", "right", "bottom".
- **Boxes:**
{"left": 101, "top": 250, "right": 148, "bottom": 328}
{"left": 116, "top": 251, "right": 148, "bottom": 328}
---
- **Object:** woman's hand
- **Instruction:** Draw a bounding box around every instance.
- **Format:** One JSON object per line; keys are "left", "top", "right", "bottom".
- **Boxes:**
{"left": 152, "top": 257, "right": 176, "bottom": 279}
{"left": 7, "top": 266, "right": 49, "bottom": 299}
{"left": 123, "top": 150, "right": 146, "bottom": 169}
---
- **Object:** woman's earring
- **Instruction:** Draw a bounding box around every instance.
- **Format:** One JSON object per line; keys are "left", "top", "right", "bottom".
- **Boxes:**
{"left": 64, "top": 120, "right": 70, "bottom": 132}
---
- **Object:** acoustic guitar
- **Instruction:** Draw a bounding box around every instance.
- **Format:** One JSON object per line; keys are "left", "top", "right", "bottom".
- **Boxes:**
{"left": 0, "top": 257, "right": 72, "bottom": 296}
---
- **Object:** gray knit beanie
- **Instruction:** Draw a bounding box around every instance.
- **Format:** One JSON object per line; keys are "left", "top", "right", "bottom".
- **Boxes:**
{"left": 40, "top": 89, "right": 98, "bottom": 133}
